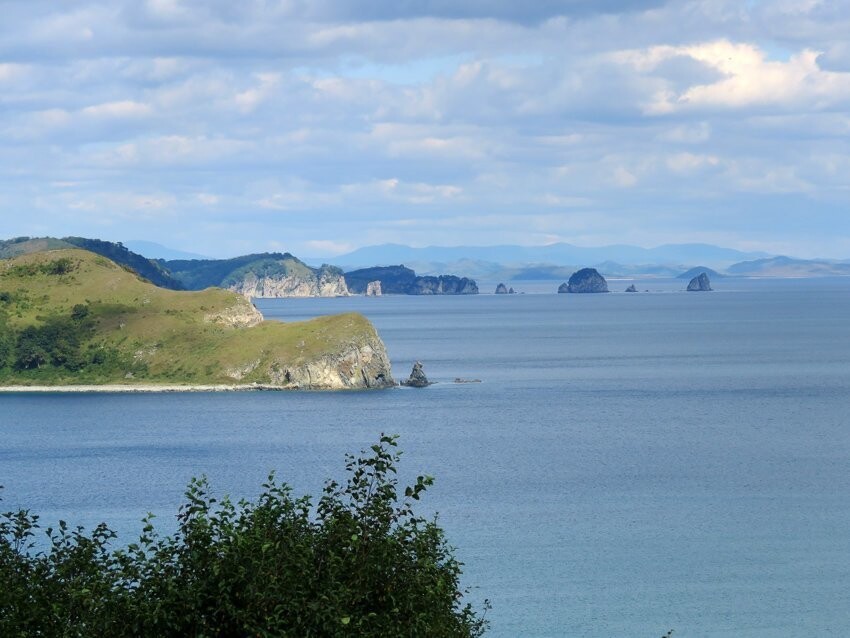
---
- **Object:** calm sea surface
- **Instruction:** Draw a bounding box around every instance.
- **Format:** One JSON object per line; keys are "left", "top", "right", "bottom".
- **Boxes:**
{"left": 3, "top": 278, "right": 850, "bottom": 636}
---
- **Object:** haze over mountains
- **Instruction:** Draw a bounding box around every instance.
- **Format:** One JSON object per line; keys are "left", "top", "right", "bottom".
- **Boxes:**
{"left": 6, "top": 237, "right": 850, "bottom": 282}
{"left": 320, "top": 242, "right": 772, "bottom": 270}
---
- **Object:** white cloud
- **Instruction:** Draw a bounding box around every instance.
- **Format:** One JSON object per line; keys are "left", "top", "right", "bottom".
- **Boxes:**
{"left": 616, "top": 40, "right": 850, "bottom": 114}
{"left": 81, "top": 100, "right": 153, "bottom": 119}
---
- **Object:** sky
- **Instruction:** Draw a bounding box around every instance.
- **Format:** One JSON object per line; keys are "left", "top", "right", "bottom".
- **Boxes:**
{"left": 1, "top": 0, "right": 849, "bottom": 259}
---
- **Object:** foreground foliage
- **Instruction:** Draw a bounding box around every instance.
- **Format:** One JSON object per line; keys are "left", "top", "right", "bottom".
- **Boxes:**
{"left": 0, "top": 435, "right": 487, "bottom": 637}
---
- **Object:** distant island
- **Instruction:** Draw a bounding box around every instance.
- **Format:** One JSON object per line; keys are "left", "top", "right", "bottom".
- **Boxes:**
{"left": 344, "top": 265, "right": 478, "bottom": 295}
{"left": 558, "top": 268, "right": 609, "bottom": 293}
{"left": 0, "top": 249, "right": 394, "bottom": 390}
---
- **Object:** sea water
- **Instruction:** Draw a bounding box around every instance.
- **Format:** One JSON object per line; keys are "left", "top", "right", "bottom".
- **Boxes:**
{"left": 2, "top": 279, "right": 850, "bottom": 636}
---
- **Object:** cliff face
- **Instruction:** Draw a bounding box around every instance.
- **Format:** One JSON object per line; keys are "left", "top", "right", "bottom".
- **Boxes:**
{"left": 229, "top": 272, "right": 349, "bottom": 298}
{"left": 261, "top": 322, "right": 394, "bottom": 390}
{"left": 165, "top": 253, "right": 350, "bottom": 298}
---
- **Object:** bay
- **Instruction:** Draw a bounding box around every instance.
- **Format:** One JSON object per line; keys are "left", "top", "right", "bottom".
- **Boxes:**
{"left": 2, "top": 278, "right": 850, "bottom": 636}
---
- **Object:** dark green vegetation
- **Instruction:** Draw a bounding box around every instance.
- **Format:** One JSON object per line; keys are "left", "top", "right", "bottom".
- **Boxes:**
{"left": 345, "top": 265, "right": 479, "bottom": 295}
{"left": 161, "top": 252, "right": 343, "bottom": 291}
{"left": 0, "top": 249, "right": 388, "bottom": 386}
{"left": 63, "top": 237, "right": 185, "bottom": 290}
{"left": 0, "top": 436, "right": 487, "bottom": 637}
{"left": 0, "top": 237, "right": 184, "bottom": 290}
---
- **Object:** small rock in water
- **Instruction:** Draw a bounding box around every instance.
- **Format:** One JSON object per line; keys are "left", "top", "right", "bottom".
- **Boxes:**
{"left": 495, "top": 283, "right": 508, "bottom": 294}
{"left": 404, "top": 361, "right": 431, "bottom": 387}
{"left": 625, "top": 284, "right": 638, "bottom": 292}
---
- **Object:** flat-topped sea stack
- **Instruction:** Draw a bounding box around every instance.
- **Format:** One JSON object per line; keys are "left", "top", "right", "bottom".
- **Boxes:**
{"left": 365, "top": 281, "right": 382, "bottom": 296}
{"left": 0, "top": 249, "right": 394, "bottom": 390}
{"left": 561, "top": 268, "right": 609, "bottom": 293}
{"left": 687, "top": 272, "right": 712, "bottom": 291}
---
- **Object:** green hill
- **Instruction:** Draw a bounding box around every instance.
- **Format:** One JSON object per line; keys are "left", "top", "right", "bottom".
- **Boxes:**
{"left": 162, "top": 253, "right": 348, "bottom": 297}
{"left": 0, "top": 249, "right": 393, "bottom": 389}
{"left": 1, "top": 236, "right": 184, "bottom": 290}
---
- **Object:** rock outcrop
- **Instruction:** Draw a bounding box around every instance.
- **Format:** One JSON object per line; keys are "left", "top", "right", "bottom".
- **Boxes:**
{"left": 204, "top": 299, "right": 264, "bottom": 328}
{"left": 687, "top": 273, "right": 712, "bottom": 291}
{"left": 495, "top": 283, "right": 508, "bottom": 294}
{"left": 402, "top": 361, "right": 431, "bottom": 388}
{"left": 562, "top": 268, "right": 609, "bottom": 293}
{"left": 625, "top": 284, "right": 638, "bottom": 292}
{"left": 508, "top": 287, "right": 516, "bottom": 294}
{"left": 365, "top": 281, "right": 382, "bottom": 296}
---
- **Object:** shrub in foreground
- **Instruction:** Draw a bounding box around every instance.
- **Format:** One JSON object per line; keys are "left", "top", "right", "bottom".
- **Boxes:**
{"left": 0, "top": 435, "right": 488, "bottom": 637}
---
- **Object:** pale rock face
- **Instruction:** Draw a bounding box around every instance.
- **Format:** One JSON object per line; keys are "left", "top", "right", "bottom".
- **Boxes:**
{"left": 228, "top": 273, "right": 350, "bottom": 298}
{"left": 366, "top": 281, "right": 382, "bottom": 296}
{"left": 224, "top": 358, "right": 262, "bottom": 381}
{"left": 204, "top": 299, "right": 264, "bottom": 328}
{"left": 266, "top": 335, "right": 394, "bottom": 390}
{"left": 318, "top": 274, "right": 350, "bottom": 297}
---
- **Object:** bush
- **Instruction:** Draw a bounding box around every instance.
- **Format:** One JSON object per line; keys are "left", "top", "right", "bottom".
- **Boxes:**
{"left": 0, "top": 435, "right": 488, "bottom": 637}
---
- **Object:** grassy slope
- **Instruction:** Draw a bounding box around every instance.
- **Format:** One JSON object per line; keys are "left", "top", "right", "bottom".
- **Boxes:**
{"left": 0, "top": 249, "right": 379, "bottom": 386}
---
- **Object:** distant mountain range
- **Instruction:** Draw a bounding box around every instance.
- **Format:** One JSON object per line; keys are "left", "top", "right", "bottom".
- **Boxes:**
{"left": 318, "top": 242, "right": 772, "bottom": 272}
{"left": 309, "top": 242, "right": 850, "bottom": 279}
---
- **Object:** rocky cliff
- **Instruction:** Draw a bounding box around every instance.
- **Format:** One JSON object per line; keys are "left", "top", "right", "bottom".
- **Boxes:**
{"left": 230, "top": 269, "right": 349, "bottom": 298}
{"left": 225, "top": 261, "right": 349, "bottom": 298}
{"left": 260, "top": 316, "right": 394, "bottom": 389}
{"left": 164, "top": 253, "right": 349, "bottom": 298}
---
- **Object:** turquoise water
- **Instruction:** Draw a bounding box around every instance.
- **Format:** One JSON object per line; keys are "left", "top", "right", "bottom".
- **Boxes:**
{"left": 2, "top": 279, "right": 850, "bottom": 636}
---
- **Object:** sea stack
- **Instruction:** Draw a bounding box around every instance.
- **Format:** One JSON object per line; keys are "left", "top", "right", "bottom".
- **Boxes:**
{"left": 563, "top": 268, "right": 609, "bottom": 293}
{"left": 495, "top": 283, "right": 508, "bottom": 294}
{"left": 403, "top": 361, "right": 431, "bottom": 387}
{"left": 365, "top": 281, "right": 382, "bottom": 296}
{"left": 687, "top": 273, "right": 712, "bottom": 291}
{"left": 625, "top": 284, "right": 638, "bottom": 292}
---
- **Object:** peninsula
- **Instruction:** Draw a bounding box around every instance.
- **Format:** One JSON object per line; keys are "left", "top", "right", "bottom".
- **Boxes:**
{"left": 0, "top": 250, "right": 394, "bottom": 390}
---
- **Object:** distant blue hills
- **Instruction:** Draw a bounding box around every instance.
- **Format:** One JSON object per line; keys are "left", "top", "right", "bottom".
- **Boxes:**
{"left": 322, "top": 242, "right": 772, "bottom": 270}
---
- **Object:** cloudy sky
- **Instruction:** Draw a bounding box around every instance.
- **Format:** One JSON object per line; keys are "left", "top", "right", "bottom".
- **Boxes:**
{"left": 1, "top": 0, "right": 849, "bottom": 258}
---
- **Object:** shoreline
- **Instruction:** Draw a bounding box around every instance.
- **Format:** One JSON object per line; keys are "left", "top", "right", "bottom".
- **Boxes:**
{"left": 0, "top": 383, "right": 290, "bottom": 394}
